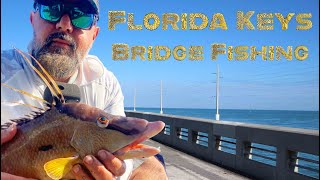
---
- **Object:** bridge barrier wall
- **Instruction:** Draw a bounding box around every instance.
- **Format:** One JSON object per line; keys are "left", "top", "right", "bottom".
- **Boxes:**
{"left": 125, "top": 111, "right": 319, "bottom": 180}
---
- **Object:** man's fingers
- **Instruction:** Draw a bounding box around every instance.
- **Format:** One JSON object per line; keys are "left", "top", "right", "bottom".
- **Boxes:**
{"left": 97, "top": 150, "right": 126, "bottom": 177}
{"left": 72, "top": 164, "right": 94, "bottom": 180}
{"left": 1, "top": 172, "right": 37, "bottom": 180}
{"left": 82, "top": 155, "right": 114, "bottom": 180}
{"left": 1, "top": 125, "right": 35, "bottom": 180}
{"left": 1, "top": 124, "right": 17, "bottom": 144}
{"left": 72, "top": 151, "right": 126, "bottom": 180}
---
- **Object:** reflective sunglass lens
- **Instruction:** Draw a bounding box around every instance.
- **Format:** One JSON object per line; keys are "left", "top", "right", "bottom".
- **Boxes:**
{"left": 38, "top": 4, "right": 95, "bottom": 29}
{"left": 72, "top": 16, "right": 93, "bottom": 29}
{"left": 40, "top": 4, "right": 62, "bottom": 22}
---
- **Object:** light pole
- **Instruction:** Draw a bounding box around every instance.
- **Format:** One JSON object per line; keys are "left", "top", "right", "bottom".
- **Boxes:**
{"left": 212, "top": 65, "right": 220, "bottom": 120}
{"left": 160, "top": 80, "right": 163, "bottom": 114}
{"left": 134, "top": 88, "right": 136, "bottom": 111}
{"left": 216, "top": 65, "right": 220, "bottom": 120}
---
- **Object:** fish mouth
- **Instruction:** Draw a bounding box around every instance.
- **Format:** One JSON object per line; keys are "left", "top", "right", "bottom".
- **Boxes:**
{"left": 108, "top": 117, "right": 165, "bottom": 159}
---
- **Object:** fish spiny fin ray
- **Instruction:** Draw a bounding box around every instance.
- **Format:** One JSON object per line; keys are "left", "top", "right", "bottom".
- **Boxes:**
{"left": 1, "top": 84, "right": 51, "bottom": 106}
{"left": 10, "top": 118, "right": 32, "bottom": 126}
{"left": 44, "top": 156, "right": 80, "bottom": 180}
{"left": 6, "top": 109, "right": 49, "bottom": 127}
{"left": 1, "top": 101, "right": 49, "bottom": 128}
{"left": 13, "top": 48, "right": 62, "bottom": 104}
{"left": 1, "top": 122, "right": 17, "bottom": 130}
{"left": 26, "top": 51, "right": 65, "bottom": 103}
{"left": 0, "top": 116, "right": 36, "bottom": 130}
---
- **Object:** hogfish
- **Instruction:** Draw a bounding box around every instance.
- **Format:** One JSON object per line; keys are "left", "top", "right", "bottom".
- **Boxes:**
{"left": 1, "top": 49, "right": 165, "bottom": 179}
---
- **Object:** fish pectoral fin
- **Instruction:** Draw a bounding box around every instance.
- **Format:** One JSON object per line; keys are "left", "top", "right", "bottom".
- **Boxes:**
{"left": 115, "top": 144, "right": 161, "bottom": 160}
{"left": 44, "top": 155, "right": 79, "bottom": 180}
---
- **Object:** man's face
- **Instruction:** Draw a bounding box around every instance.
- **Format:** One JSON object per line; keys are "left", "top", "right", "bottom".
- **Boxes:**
{"left": 29, "top": 1, "right": 99, "bottom": 82}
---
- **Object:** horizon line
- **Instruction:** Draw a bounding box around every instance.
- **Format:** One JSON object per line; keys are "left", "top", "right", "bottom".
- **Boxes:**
{"left": 124, "top": 107, "right": 319, "bottom": 112}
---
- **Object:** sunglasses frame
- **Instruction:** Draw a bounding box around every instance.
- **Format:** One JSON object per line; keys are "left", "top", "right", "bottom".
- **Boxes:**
{"left": 34, "top": 2, "right": 98, "bottom": 30}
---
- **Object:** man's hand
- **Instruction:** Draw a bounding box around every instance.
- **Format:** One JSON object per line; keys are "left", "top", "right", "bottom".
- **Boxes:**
{"left": 1, "top": 172, "right": 37, "bottom": 180}
{"left": 1, "top": 124, "right": 17, "bottom": 144}
{"left": 130, "top": 156, "right": 168, "bottom": 180}
{"left": 1, "top": 124, "right": 37, "bottom": 180}
{"left": 72, "top": 150, "right": 126, "bottom": 180}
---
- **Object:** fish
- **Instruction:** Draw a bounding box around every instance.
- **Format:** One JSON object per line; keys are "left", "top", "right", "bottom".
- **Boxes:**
{"left": 1, "top": 49, "right": 165, "bottom": 180}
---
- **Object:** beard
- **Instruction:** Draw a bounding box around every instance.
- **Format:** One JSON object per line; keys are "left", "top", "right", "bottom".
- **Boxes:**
{"left": 29, "top": 32, "right": 82, "bottom": 81}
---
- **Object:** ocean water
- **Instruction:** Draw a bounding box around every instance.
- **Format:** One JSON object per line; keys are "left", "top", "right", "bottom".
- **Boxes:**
{"left": 125, "top": 107, "right": 319, "bottom": 178}
{"left": 125, "top": 108, "right": 319, "bottom": 130}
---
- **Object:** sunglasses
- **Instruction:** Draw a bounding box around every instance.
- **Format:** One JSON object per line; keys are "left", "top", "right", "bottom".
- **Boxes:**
{"left": 35, "top": 3, "right": 98, "bottom": 30}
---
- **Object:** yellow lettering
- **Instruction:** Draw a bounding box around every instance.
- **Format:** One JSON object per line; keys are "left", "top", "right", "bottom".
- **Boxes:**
{"left": 108, "top": 11, "right": 126, "bottom": 30}
{"left": 189, "top": 46, "right": 204, "bottom": 60}
{"left": 112, "top": 44, "right": 129, "bottom": 60}
{"left": 250, "top": 46, "right": 267, "bottom": 60}
{"left": 275, "top": 13, "right": 295, "bottom": 30}
{"left": 128, "top": 13, "right": 142, "bottom": 30}
{"left": 173, "top": 46, "right": 187, "bottom": 60}
{"left": 209, "top": 13, "right": 228, "bottom": 30}
{"left": 296, "top": 13, "right": 312, "bottom": 30}
{"left": 235, "top": 46, "right": 249, "bottom": 60}
{"left": 237, "top": 11, "right": 255, "bottom": 30}
{"left": 294, "top": 46, "right": 308, "bottom": 60}
{"left": 276, "top": 46, "right": 292, "bottom": 60}
{"left": 155, "top": 46, "right": 171, "bottom": 60}
{"left": 211, "top": 44, "right": 226, "bottom": 60}
{"left": 131, "top": 46, "right": 146, "bottom": 60}
{"left": 257, "top": 13, "right": 273, "bottom": 30}
{"left": 162, "top": 13, "right": 179, "bottom": 30}
{"left": 144, "top": 13, "right": 160, "bottom": 30}
{"left": 190, "top": 13, "right": 209, "bottom": 30}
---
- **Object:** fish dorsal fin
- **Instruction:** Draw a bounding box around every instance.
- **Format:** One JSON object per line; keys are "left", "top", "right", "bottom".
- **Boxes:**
{"left": 1, "top": 109, "right": 49, "bottom": 130}
{"left": 44, "top": 155, "right": 80, "bottom": 180}
{"left": 1, "top": 122, "right": 17, "bottom": 130}
{"left": 11, "top": 110, "right": 48, "bottom": 124}
{"left": 10, "top": 118, "right": 32, "bottom": 125}
{"left": 1, "top": 118, "right": 32, "bottom": 130}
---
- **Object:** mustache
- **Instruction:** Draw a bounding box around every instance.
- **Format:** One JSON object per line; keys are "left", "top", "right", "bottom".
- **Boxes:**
{"left": 45, "top": 32, "right": 76, "bottom": 49}
{"left": 33, "top": 32, "right": 77, "bottom": 58}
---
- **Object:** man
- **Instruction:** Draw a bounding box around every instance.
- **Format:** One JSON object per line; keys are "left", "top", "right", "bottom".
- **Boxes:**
{"left": 1, "top": 0, "right": 167, "bottom": 179}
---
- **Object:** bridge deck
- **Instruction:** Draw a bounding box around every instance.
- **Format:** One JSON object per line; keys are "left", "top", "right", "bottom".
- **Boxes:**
{"left": 133, "top": 140, "right": 251, "bottom": 180}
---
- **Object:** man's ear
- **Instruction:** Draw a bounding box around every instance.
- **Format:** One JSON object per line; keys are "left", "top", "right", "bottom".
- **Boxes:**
{"left": 30, "top": 11, "right": 35, "bottom": 26}
{"left": 92, "top": 26, "right": 100, "bottom": 41}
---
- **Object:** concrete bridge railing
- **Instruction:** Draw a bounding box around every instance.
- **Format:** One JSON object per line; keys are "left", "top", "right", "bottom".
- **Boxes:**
{"left": 125, "top": 111, "right": 319, "bottom": 180}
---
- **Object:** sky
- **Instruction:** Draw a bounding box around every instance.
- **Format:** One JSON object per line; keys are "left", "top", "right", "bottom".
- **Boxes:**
{"left": 1, "top": 0, "right": 319, "bottom": 111}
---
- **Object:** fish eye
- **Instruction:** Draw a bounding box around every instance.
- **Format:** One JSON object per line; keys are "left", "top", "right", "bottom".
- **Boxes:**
{"left": 97, "top": 116, "right": 109, "bottom": 128}
{"left": 98, "top": 116, "right": 108, "bottom": 122}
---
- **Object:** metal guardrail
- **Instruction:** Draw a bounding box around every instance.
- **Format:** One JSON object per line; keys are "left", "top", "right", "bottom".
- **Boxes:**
{"left": 125, "top": 111, "right": 319, "bottom": 180}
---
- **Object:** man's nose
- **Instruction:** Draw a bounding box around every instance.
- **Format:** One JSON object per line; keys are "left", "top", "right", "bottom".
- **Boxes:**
{"left": 56, "top": 14, "right": 74, "bottom": 33}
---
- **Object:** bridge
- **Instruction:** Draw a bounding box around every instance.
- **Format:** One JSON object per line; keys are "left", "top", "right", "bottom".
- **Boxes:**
{"left": 126, "top": 111, "right": 319, "bottom": 180}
